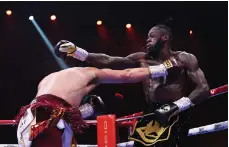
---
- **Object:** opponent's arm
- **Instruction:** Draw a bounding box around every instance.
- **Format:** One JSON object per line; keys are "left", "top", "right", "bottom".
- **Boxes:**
{"left": 94, "top": 59, "right": 175, "bottom": 84}
{"left": 95, "top": 67, "right": 150, "bottom": 84}
{"left": 54, "top": 40, "right": 144, "bottom": 68}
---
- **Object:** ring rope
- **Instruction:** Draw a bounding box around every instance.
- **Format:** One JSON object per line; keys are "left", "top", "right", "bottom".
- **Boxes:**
{"left": 1, "top": 120, "right": 227, "bottom": 147}
{"left": 0, "top": 141, "right": 135, "bottom": 147}
{"left": 0, "top": 84, "right": 227, "bottom": 125}
{"left": 188, "top": 121, "right": 228, "bottom": 136}
{"left": 0, "top": 85, "right": 227, "bottom": 146}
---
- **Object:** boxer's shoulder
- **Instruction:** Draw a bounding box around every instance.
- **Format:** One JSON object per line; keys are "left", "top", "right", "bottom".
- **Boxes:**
{"left": 174, "top": 51, "right": 198, "bottom": 69}
{"left": 126, "top": 52, "right": 146, "bottom": 61}
{"left": 173, "top": 51, "right": 196, "bottom": 59}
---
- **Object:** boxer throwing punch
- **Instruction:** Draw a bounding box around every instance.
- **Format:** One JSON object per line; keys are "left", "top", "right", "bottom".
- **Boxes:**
{"left": 55, "top": 24, "right": 209, "bottom": 146}
{"left": 16, "top": 41, "right": 177, "bottom": 147}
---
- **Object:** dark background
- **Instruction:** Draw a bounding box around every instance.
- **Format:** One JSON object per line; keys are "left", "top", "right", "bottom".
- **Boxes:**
{"left": 0, "top": 1, "right": 228, "bottom": 146}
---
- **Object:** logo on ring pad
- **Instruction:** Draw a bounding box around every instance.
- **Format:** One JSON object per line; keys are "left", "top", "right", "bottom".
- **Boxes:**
{"left": 129, "top": 114, "right": 179, "bottom": 146}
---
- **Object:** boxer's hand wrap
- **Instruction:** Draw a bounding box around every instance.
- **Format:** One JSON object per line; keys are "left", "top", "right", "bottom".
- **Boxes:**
{"left": 148, "top": 64, "right": 168, "bottom": 78}
{"left": 72, "top": 47, "right": 89, "bottom": 61}
{"left": 79, "top": 103, "right": 94, "bottom": 119}
{"left": 80, "top": 95, "right": 106, "bottom": 119}
{"left": 148, "top": 58, "right": 178, "bottom": 78}
{"left": 173, "top": 97, "right": 194, "bottom": 112}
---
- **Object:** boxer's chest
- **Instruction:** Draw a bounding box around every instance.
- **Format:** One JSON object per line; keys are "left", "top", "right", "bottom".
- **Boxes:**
{"left": 140, "top": 58, "right": 187, "bottom": 102}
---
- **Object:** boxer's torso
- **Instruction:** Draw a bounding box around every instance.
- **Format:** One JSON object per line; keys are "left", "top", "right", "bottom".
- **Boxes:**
{"left": 36, "top": 67, "right": 97, "bottom": 107}
{"left": 139, "top": 51, "right": 189, "bottom": 104}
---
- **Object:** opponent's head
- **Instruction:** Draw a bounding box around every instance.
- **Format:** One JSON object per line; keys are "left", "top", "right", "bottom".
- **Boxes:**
{"left": 146, "top": 25, "right": 172, "bottom": 57}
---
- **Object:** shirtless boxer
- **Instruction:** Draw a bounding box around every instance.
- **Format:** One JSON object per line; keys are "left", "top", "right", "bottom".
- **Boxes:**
{"left": 55, "top": 24, "right": 210, "bottom": 146}
{"left": 16, "top": 51, "right": 177, "bottom": 147}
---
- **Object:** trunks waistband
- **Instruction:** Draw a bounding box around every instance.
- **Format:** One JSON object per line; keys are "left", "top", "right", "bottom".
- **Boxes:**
{"left": 16, "top": 94, "right": 88, "bottom": 140}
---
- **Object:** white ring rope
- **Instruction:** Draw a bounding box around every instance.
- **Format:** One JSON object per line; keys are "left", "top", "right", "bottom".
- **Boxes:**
{"left": 188, "top": 121, "right": 228, "bottom": 136}
{"left": 1, "top": 121, "right": 227, "bottom": 147}
{"left": 77, "top": 141, "right": 135, "bottom": 147}
{"left": 0, "top": 141, "right": 135, "bottom": 147}
{"left": 83, "top": 116, "right": 142, "bottom": 125}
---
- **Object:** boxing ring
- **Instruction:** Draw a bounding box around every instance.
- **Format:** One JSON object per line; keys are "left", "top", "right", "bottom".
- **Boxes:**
{"left": 0, "top": 84, "right": 227, "bottom": 147}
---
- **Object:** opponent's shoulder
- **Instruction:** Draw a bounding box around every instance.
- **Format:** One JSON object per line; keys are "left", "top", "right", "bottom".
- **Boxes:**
{"left": 176, "top": 51, "right": 198, "bottom": 69}
{"left": 38, "top": 72, "right": 56, "bottom": 89}
{"left": 126, "top": 52, "right": 146, "bottom": 61}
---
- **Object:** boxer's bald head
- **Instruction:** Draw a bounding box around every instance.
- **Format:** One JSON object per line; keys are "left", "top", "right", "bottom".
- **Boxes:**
{"left": 146, "top": 25, "right": 172, "bottom": 58}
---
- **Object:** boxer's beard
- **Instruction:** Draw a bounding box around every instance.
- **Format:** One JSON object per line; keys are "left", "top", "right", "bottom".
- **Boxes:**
{"left": 146, "top": 39, "right": 165, "bottom": 59}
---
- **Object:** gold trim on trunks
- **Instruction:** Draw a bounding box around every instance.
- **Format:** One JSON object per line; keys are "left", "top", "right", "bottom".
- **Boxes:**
{"left": 29, "top": 107, "right": 65, "bottom": 140}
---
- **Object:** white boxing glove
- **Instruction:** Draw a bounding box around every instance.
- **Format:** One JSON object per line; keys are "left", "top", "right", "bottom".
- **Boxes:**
{"left": 56, "top": 40, "right": 89, "bottom": 61}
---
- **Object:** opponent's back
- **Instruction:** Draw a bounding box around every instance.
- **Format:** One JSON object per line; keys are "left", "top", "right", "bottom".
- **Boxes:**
{"left": 36, "top": 67, "right": 97, "bottom": 106}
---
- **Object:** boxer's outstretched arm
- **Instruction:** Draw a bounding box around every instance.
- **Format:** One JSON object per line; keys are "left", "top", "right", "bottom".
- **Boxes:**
{"left": 94, "top": 67, "right": 150, "bottom": 84}
{"left": 86, "top": 52, "right": 145, "bottom": 68}
{"left": 180, "top": 52, "right": 210, "bottom": 105}
{"left": 55, "top": 40, "right": 145, "bottom": 68}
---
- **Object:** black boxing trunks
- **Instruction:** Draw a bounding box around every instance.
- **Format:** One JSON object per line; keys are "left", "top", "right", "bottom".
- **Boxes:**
{"left": 16, "top": 94, "right": 88, "bottom": 147}
{"left": 129, "top": 101, "right": 191, "bottom": 147}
